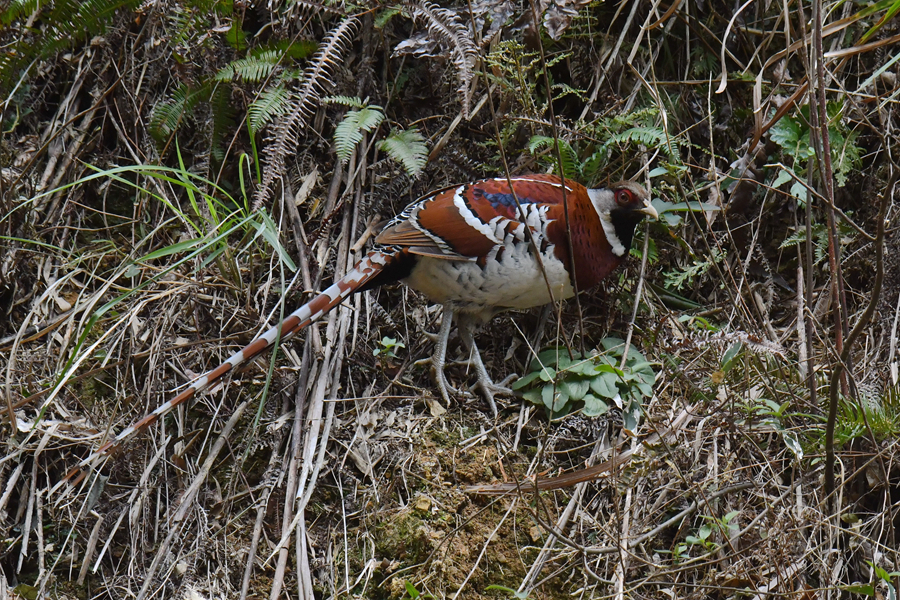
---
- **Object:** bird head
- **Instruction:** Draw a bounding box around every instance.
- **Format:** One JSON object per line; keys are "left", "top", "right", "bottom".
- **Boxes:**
{"left": 586, "top": 181, "right": 657, "bottom": 257}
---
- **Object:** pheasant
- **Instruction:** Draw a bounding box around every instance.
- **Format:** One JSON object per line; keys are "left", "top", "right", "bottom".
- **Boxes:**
{"left": 75, "top": 173, "right": 656, "bottom": 469}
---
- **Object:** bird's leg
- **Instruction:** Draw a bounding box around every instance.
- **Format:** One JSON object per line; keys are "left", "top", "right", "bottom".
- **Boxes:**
{"left": 457, "top": 314, "right": 514, "bottom": 416}
{"left": 427, "top": 302, "right": 456, "bottom": 407}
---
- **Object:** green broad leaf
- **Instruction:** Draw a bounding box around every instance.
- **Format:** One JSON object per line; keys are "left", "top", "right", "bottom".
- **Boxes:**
{"left": 769, "top": 116, "right": 801, "bottom": 149}
{"left": 512, "top": 371, "right": 542, "bottom": 390}
{"left": 622, "top": 398, "right": 641, "bottom": 431}
{"left": 841, "top": 584, "right": 874, "bottom": 597}
{"left": 522, "top": 388, "right": 543, "bottom": 405}
{"left": 553, "top": 385, "right": 570, "bottom": 412}
{"left": 771, "top": 168, "right": 794, "bottom": 189}
{"left": 601, "top": 337, "right": 626, "bottom": 354}
{"left": 538, "top": 367, "right": 557, "bottom": 382}
{"left": 635, "top": 382, "right": 654, "bottom": 397}
{"left": 594, "top": 354, "right": 622, "bottom": 375}
{"left": 790, "top": 180, "right": 808, "bottom": 204}
{"left": 655, "top": 199, "right": 720, "bottom": 214}
{"left": 404, "top": 581, "right": 420, "bottom": 599}
{"left": 541, "top": 385, "right": 557, "bottom": 411}
{"left": 629, "top": 361, "right": 656, "bottom": 375}
{"left": 537, "top": 347, "right": 575, "bottom": 366}
{"left": 555, "top": 355, "right": 576, "bottom": 370}
{"left": 721, "top": 342, "right": 742, "bottom": 372}
{"left": 623, "top": 348, "right": 647, "bottom": 364}
{"left": 582, "top": 394, "right": 609, "bottom": 416}
{"left": 12, "top": 585, "right": 38, "bottom": 600}
{"left": 653, "top": 199, "right": 683, "bottom": 227}
{"left": 560, "top": 378, "right": 590, "bottom": 401}
{"left": 590, "top": 373, "right": 618, "bottom": 398}
{"left": 633, "top": 370, "right": 655, "bottom": 385}
{"left": 572, "top": 360, "right": 600, "bottom": 376}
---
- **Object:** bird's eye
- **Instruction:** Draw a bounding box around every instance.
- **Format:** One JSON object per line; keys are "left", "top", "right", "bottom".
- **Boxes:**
{"left": 615, "top": 189, "right": 634, "bottom": 206}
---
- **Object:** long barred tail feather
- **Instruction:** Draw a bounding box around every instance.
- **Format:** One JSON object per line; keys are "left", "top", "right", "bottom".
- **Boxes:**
{"left": 70, "top": 249, "right": 404, "bottom": 476}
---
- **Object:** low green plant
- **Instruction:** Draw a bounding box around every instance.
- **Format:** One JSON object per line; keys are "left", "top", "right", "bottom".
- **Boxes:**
{"left": 762, "top": 101, "right": 862, "bottom": 203}
{"left": 149, "top": 39, "right": 317, "bottom": 163}
{"left": 484, "top": 584, "right": 531, "bottom": 599}
{"left": 684, "top": 510, "right": 739, "bottom": 552}
{"left": 843, "top": 561, "right": 900, "bottom": 600}
{"left": 831, "top": 392, "right": 900, "bottom": 446}
{"left": 326, "top": 96, "right": 428, "bottom": 177}
{"left": 513, "top": 338, "right": 656, "bottom": 425}
{"left": 779, "top": 220, "right": 857, "bottom": 267}
{"left": 662, "top": 247, "right": 725, "bottom": 291}
{"left": 374, "top": 336, "right": 405, "bottom": 361}
{"left": 526, "top": 108, "right": 679, "bottom": 184}
{"left": 402, "top": 580, "right": 434, "bottom": 599}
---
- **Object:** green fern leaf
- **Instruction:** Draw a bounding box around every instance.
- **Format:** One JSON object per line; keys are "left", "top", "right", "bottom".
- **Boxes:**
{"left": 323, "top": 95, "right": 366, "bottom": 108}
{"left": 210, "top": 85, "right": 236, "bottom": 164}
{"left": 2, "top": 0, "right": 39, "bottom": 26}
{"left": 248, "top": 84, "right": 291, "bottom": 135}
{"left": 378, "top": 128, "right": 428, "bottom": 178}
{"left": 605, "top": 126, "right": 679, "bottom": 159}
{"left": 527, "top": 135, "right": 579, "bottom": 179}
{"left": 334, "top": 106, "right": 384, "bottom": 163}
{"left": 216, "top": 50, "right": 281, "bottom": 82}
{"left": 149, "top": 84, "right": 208, "bottom": 142}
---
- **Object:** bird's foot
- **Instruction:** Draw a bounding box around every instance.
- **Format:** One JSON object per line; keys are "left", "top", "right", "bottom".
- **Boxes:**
{"left": 468, "top": 372, "right": 517, "bottom": 416}
{"left": 414, "top": 355, "right": 467, "bottom": 405}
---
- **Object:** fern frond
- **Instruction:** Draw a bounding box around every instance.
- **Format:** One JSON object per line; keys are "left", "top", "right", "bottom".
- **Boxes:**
{"left": 1, "top": 0, "right": 140, "bottom": 90}
{"left": 378, "top": 128, "right": 428, "bottom": 178}
{"left": 528, "top": 135, "right": 580, "bottom": 179}
{"left": 323, "top": 95, "right": 366, "bottom": 108}
{"left": 1, "top": 0, "right": 39, "bottom": 26}
{"left": 248, "top": 84, "right": 291, "bottom": 135}
{"left": 605, "top": 126, "right": 680, "bottom": 159}
{"left": 149, "top": 84, "right": 208, "bottom": 142}
{"left": 216, "top": 50, "right": 282, "bottom": 83}
{"left": 406, "top": 1, "right": 477, "bottom": 118}
{"left": 255, "top": 16, "right": 359, "bottom": 209}
{"left": 334, "top": 106, "right": 384, "bottom": 163}
{"left": 209, "top": 85, "right": 236, "bottom": 165}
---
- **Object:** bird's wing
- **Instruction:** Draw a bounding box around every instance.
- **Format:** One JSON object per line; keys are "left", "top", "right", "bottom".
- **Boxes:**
{"left": 375, "top": 174, "right": 582, "bottom": 260}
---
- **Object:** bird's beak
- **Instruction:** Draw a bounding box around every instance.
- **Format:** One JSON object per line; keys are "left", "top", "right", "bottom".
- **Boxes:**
{"left": 638, "top": 201, "right": 659, "bottom": 220}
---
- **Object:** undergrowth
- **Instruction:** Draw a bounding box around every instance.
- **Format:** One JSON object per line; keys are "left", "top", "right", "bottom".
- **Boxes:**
{"left": 1, "top": 1, "right": 898, "bottom": 599}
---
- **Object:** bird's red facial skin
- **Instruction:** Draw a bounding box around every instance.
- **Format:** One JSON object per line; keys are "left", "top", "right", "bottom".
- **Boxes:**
{"left": 615, "top": 188, "right": 634, "bottom": 207}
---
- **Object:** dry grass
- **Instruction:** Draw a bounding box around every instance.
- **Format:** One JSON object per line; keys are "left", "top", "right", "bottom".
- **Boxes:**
{"left": 2, "top": 1, "right": 899, "bottom": 599}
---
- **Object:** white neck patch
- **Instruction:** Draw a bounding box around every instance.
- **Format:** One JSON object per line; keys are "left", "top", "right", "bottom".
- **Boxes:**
{"left": 599, "top": 213, "right": 626, "bottom": 256}
{"left": 587, "top": 189, "right": 626, "bottom": 257}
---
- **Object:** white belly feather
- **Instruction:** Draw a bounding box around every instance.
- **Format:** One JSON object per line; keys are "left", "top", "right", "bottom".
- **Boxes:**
{"left": 404, "top": 242, "right": 575, "bottom": 313}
